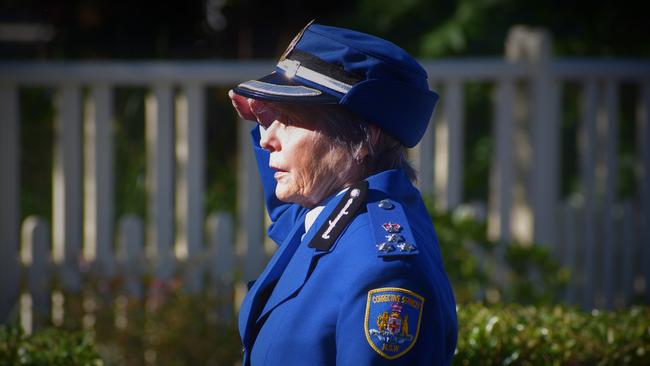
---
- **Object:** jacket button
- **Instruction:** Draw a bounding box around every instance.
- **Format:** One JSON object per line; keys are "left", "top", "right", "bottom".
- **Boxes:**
{"left": 378, "top": 199, "right": 394, "bottom": 209}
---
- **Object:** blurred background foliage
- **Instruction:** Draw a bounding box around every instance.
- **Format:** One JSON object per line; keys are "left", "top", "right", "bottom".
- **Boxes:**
{"left": 1, "top": 325, "right": 101, "bottom": 365}
{"left": 428, "top": 204, "right": 569, "bottom": 305}
{"left": 4, "top": 301, "right": 649, "bottom": 365}
{"left": 4, "top": 302, "right": 650, "bottom": 365}
{"left": 8, "top": 0, "right": 647, "bottom": 223}
{"left": 3, "top": 0, "right": 649, "bottom": 59}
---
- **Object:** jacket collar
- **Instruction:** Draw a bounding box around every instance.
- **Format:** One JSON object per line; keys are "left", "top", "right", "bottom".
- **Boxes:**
{"left": 256, "top": 169, "right": 416, "bottom": 319}
{"left": 254, "top": 187, "right": 348, "bottom": 322}
{"left": 240, "top": 169, "right": 416, "bottom": 347}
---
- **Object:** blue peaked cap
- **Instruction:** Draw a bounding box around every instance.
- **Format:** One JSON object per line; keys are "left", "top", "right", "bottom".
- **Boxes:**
{"left": 233, "top": 22, "right": 438, "bottom": 148}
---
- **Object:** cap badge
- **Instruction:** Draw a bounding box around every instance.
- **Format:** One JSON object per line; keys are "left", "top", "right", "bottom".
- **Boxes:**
{"left": 279, "top": 19, "right": 315, "bottom": 61}
{"left": 283, "top": 59, "right": 301, "bottom": 78}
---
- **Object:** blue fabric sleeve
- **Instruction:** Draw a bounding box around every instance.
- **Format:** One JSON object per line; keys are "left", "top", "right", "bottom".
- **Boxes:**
{"left": 250, "top": 126, "right": 304, "bottom": 245}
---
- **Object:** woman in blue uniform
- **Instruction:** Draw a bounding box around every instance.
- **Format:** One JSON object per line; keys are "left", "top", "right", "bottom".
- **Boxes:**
{"left": 228, "top": 22, "right": 457, "bottom": 365}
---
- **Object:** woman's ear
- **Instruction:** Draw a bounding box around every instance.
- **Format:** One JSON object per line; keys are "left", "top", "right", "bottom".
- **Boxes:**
{"left": 355, "top": 125, "right": 381, "bottom": 164}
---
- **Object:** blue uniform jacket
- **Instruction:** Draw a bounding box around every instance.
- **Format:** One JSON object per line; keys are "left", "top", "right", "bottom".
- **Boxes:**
{"left": 239, "top": 127, "right": 458, "bottom": 365}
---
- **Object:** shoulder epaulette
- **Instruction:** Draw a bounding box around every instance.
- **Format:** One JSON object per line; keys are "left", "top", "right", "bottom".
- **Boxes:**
{"left": 366, "top": 198, "right": 419, "bottom": 258}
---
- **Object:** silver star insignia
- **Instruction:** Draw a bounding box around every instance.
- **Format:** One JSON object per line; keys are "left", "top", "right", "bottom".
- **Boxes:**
{"left": 385, "top": 234, "right": 404, "bottom": 243}
{"left": 376, "top": 242, "right": 395, "bottom": 253}
{"left": 397, "top": 242, "right": 416, "bottom": 252}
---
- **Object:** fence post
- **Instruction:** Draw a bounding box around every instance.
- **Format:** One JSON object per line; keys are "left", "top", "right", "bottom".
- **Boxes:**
{"left": 505, "top": 26, "right": 559, "bottom": 246}
{"left": 411, "top": 81, "right": 437, "bottom": 198}
{"left": 145, "top": 83, "right": 175, "bottom": 280}
{"left": 175, "top": 83, "right": 205, "bottom": 293}
{"left": 117, "top": 216, "right": 145, "bottom": 299}
{"left": 115, "top": 216, "right": 144, "bottom": 331}
{"left": 236, "top": 120, "right": 265, "bottom": 309}
{"left": 579, "top": 79, "right": 598, "bottom": 309}
{"left": 21, "top": 217, "right": 51, "bottom": 331}
{"left": 53, "top": 84, "right": 83, "bottom": 292}
{"left": 488, "top": 78, "right": 515, "bottom": 242}
{"left": 601, "top": 79, "right": 619, "bottom": 309}
{"left": 621, "top": 201, "right": 634, "bottom": 307}
{"left": 207, "top": 212, "right": 235, "bottom": 321}
{"left": 639, "top": 81, "right": 650, "bottom": 302}
{"left": 84, "top": 83, "right": 115, "bottom": 276}
{"left": 562, "top": 200, "right": 579, "bottom": 305}
{"left": 435, "top": 79, "right": 463, "bottom": 210}
{"left": 0, "top": 84, "right": 20, "bottom": 323}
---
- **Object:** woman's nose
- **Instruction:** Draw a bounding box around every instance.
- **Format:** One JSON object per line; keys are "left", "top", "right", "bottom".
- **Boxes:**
{"left": 259, "top": 120, "right": 281, "bottom": 152}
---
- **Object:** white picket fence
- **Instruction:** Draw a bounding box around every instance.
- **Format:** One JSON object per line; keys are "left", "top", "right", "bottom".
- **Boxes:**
{"left": 1, "top": 27, "right": 650, "bottom": 332}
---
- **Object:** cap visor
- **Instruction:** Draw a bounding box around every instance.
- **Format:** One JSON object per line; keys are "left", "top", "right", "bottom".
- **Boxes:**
{"left": 233, "top": 72, "right": 339, "bottom": 104}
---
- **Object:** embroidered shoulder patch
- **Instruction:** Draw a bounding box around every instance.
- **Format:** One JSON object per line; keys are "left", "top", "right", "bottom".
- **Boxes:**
{"left": 364, "top": 287, "right": 424, "bottom": 359}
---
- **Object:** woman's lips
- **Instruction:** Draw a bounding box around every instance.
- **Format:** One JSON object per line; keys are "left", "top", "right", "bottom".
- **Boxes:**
{"left": 271, "top": 166, "right": 288, "bottom": 179}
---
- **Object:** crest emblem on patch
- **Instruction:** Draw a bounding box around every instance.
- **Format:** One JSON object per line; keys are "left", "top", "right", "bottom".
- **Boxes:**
{"left": 364, "top": 287, "right": 424, "bottom": 359}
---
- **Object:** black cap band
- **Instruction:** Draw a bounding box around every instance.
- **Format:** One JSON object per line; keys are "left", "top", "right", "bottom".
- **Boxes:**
{"left": 287, "top": 50, "right": 364, "bottom": 86}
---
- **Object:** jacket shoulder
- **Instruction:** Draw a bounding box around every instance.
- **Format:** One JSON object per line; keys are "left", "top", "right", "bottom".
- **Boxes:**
{"left": 364, "top": 197, "right": 419, "bottom": 258}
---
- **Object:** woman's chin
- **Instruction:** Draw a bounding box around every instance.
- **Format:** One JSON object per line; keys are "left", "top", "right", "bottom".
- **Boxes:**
{"left": 275, "top": 185, "right": 295, "bottom": 203}
{"left": 276, "top": 187, "right": 318, "bottom": 208}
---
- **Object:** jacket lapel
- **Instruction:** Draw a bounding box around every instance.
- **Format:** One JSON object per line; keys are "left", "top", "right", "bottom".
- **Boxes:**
{"left": 239, "top": 210, "right": 307, "bottom": 346}
{"left": 242, "top": 171, "right": 414, "bottom": 351}
{"left": 256, "top": 191, "right": 347, "bottom": 322}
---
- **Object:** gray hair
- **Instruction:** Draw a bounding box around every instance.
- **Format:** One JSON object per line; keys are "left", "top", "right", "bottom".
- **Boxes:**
{"left": 281, "top": 104, "right": 417, "bottom": 183}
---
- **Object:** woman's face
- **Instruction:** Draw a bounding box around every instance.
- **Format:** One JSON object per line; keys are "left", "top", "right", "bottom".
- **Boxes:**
{"left": 255, "top": 103, "right": 347, "bottom": 208}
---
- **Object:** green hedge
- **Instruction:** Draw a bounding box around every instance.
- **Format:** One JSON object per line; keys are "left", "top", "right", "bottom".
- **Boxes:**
{"left": 456, "top": 304, "right": 650, "bottom": 365}
{"left": 0, "top": 326, "right": 101, "bottom": 365}
{"left": 4, "top": 303, "right": 649, "bottom": 365}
